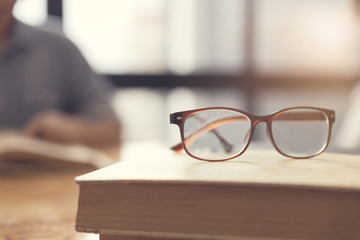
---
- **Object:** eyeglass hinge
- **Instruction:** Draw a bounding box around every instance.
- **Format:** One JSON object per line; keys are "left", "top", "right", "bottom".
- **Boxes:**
{"left": 170, "top": 113, "right": 183, "bottom": 124}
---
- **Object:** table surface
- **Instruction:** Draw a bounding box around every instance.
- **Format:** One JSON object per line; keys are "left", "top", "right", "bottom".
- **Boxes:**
{"left": 0, "top": 161, "right": 99, "bottom": 239}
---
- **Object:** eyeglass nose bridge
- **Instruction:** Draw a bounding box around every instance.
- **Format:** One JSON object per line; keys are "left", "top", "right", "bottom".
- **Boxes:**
{"left": 251, "top": 114, "right": 282, "bottom": 151}
{"left": 250, "top": 115, "right": 273, "bottom": 138}
{"left": 251, "top": 115, "right": 272, "bottom": 127}
{"left": 248, "top": 114, "right": 276, "bottom": 146}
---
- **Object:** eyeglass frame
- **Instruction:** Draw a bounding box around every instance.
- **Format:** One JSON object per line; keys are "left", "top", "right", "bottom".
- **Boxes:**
{"left": 170, "top": 106, "right": 335, "bottom": 161}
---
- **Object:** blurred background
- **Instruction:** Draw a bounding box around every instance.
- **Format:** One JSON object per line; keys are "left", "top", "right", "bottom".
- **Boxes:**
{"left": 14, "top": 0, "right": 360, "bottom": 150}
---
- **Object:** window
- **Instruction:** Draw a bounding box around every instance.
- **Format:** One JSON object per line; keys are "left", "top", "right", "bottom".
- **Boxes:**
{"left": 13, "top": 0, "right": 47, "bottom": 26}
{"left": 15, "top": 0, "right": 360, "bottom": 80}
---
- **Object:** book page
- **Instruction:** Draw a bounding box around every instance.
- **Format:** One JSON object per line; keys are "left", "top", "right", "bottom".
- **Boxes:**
{"left": 0, "top": 130, "right": 116, "bottom": 169}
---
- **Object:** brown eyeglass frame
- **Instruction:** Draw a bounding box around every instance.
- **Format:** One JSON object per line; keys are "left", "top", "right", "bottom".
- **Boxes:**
{"left": 170, "top": 106, "right": 335, "bottom": 161}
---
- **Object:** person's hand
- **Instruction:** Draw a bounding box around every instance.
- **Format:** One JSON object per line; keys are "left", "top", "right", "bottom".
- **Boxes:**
{"left": 23, "top": 111, "right": 84, "bottom": 144}
{"left": 23, "top": 110, "right": 121, "bottom": 152}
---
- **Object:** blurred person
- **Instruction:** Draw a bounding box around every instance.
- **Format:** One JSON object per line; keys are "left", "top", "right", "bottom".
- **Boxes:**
{"left": 0, "top": 0, "right": 121, "bottom": 153}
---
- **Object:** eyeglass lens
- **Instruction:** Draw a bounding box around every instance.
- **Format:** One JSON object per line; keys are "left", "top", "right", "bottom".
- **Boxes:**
{"left": 183, "top": 109, "right": 251, "bottom": 160}
{"left": 271, "top": 109, "right": 329, "bottom": 158}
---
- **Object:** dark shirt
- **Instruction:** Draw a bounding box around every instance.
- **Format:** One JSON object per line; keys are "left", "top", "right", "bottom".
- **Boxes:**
{"left": 0, "top": 19, "right": 117, "bottom": 128}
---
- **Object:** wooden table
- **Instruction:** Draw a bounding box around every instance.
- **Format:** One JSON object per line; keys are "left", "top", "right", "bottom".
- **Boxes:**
{"left": 0, "top": 161, "right": 98, "bottom": 239}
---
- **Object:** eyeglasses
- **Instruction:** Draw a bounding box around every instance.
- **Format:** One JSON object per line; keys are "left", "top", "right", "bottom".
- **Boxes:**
{"left": 170, "top": 107, "right": 335, "bottom": 161}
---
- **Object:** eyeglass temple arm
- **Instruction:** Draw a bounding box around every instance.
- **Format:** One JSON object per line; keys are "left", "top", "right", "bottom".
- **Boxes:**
{"left": 192, "top": 115, "right": 234, "bottom": 153}
{"left": 171, "top": 134, "right": 232, "bottom": 154}
{"left": 171, "top": 116, "right": 246, "bottom": 153}
{"left": 274, "top": 112, "right": 332, "bottom": 121}
{"left": 171, "top": 142, "right": 185, "bottom": 153}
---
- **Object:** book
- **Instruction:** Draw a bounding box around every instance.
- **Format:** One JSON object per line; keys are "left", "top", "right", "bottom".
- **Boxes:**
{"left": 75, "top": 142, "right": 360, "bottom": 240}
{"left": 0, "top": 130, "right": 116, "bottom": 169}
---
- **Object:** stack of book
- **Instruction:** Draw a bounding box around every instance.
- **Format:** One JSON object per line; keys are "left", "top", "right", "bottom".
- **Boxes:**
{"left": 75, "top": 142, "right": 360, "bottom": 240}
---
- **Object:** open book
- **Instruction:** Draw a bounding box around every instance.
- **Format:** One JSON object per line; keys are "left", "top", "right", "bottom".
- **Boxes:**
{"left": 0, "top": 131, "right": 116, "bottom": 169}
